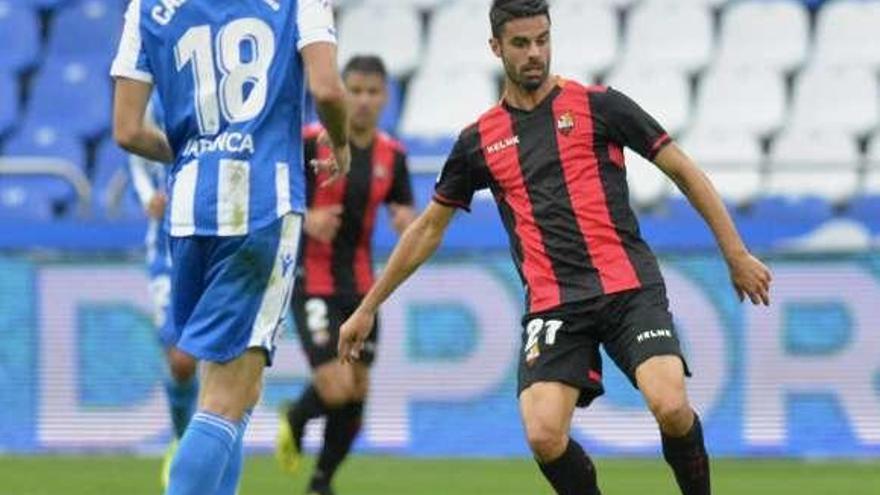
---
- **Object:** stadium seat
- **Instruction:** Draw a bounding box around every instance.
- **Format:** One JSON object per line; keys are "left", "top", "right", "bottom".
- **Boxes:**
{"left": 46, "top": 0, "right": 122, "bottom": 67}
{"left": 0, "top": 176, "right": 56, "bottom": 221}
{"left": 23, "top": 58, "right": 111, "bottom": 139}
{"left": 625, "top": 148, "right": 671, "bottom": 208}
{"left": 618, "top": 1, "right": 713, "bottom": 73}
{"left": 766, "top": 129, "right": 861, "bottom": 203}
{"left": 2, "top": 124, "right": 86, "bottom": 205}
{"left": 678, "top": 129, "right": 764, "bottom": 205}
{"left": 337, "top": 4, "right": 422, "bottom": 77}
{"left": 551, "top": 2, "right": 618, "bottom": 80}
{"left": 399, "top": 70, "right": 497, "bottom": 139}
{"left": 814, "top": 0, "right": 880, "bottom": 69}
{"left": 0, "top": 2, "right": 40, "bottom": 74}
{"left": 846, "top": 196, "right": 880, "bottom": 234}
{"left": 93, "top": 138, "right": 148, "bottom": 219}
{"left": 864, "top": 134, "right": 880, "bottom": 195}
{"left": 788, "top": 67, "right": 879, "bottom": 136}
{"left": 692, "top": 68, "right": 786, "bottom": 137}
{"left": 422, "top": 2, "right": 498, "bottom": 75}
{"left": 717, "top": 0, "right": 809, "bottom": 72}
{"left": 606, "top": 68, "right": 691, "bottom": 135}
{"left": 0, "top": 72, "right": 17, "bottom": 137}
{"left": 361, "top": 0, "right": 447, "bottom": 8}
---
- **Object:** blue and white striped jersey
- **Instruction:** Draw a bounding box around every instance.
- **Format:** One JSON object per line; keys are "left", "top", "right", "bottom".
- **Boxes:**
{"left": 111, "top": 0, "right": 336, "bottom": 237}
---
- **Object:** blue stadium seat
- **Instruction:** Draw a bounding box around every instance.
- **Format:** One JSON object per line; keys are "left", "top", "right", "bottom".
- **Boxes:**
{"left": 3, "top": 124, "right": 86, "bottom": 203}
{"left": 24, "top": 58, "right": 111, "bottom": 139}
{"left": 846, "top": 196, "right": 880, "bottom": 235}
{"left": 0, "top": 2, "right": 40, "bottom": 74}
{"left": 47, "top": 0, "right": 122, "bottom": 67}
{"left": 9, "top": 0, "right": 75, "bottom": 11}
{"left": 0, "top": 176, "right": 56, "bottom": 220}
{"left": 0, "top": 72, "right": 17, "bottom": 137}
{"left": 93, "top": 138, "right": 144, "bottom": 219}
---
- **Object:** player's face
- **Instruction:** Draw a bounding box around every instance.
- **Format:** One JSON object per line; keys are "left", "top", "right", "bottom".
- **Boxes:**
{"left": 491, "top": 15, "right": 552, "bottom": 93}
{"left": 344, "top": 71, "right": 387, "bottom": 132}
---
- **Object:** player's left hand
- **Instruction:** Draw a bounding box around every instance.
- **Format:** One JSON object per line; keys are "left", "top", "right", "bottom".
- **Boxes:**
{"left": 147, "top": 193, "right": 167, "bottom": 220}
{"left": 728, "top": 251, "right": 772, "bottom": 305}
{"left": 338, "top": 307, "right": 376, "bottom": 364}
{"left": 311, "top": 131, "right": 351, "bottom": 187}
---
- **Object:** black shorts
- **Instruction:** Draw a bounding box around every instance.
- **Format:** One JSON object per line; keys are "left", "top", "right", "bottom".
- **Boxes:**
{"left": 292, "top": 290, "right": 379, "bottom": 368}
{"left": 517, "top": 283, "right": 690, "bottom": 408}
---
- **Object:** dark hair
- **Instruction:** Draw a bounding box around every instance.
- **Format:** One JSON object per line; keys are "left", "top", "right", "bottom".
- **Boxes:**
{"left": 490, "top": 0, "right": 550, "bottom": 38}
{"left": 342, "top": 55, "right": 387, "bottom": 81}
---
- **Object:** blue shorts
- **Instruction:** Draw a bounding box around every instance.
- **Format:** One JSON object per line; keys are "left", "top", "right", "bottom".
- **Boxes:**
{"left": 169, "top": 214, "right": 302, "bottom": 365}
{"left": 146, "top": 220, "right": 176, "bottom": 348}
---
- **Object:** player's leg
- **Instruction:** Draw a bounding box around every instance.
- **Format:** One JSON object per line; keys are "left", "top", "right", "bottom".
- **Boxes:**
{"left": 517, "top": 310, "right": 604, "bottom": 495}
{"left": 637, "top": 356, "right": 709, "bottom": 495}
{"left": 603, "top": 284, "right": 709, "bottom": 495}
{"left": 167, "top": 214, "right": 301, "bottom": 495}
{"left": 163, "top": 348, "right": 199, "bottom": 437}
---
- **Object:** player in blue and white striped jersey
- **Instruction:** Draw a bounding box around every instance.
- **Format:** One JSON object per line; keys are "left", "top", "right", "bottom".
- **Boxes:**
{"left": 111, "top": 1, "right": 350, "bottom": 494}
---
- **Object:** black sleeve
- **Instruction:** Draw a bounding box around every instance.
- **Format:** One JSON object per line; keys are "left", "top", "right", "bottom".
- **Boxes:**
{"left": 385, "top": 150, "right": 414, "bottom": 206}
{"left": 303, "top": 135, "right": 318, "bottom": 206}
{"left": 433, "top": 127, "right": 484, "bottom": 212}
{"left": 596, "top": 87, "right": 672, "bottom": 160}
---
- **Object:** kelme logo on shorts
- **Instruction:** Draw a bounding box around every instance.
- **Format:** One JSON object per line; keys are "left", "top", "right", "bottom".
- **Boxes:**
{"left": 636, "top": 329, "right": 672, "bottom": 343}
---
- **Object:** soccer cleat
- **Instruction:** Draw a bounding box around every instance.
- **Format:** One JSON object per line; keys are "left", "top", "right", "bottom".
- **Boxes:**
{"left": 275, "top": 403, "right": 304, "bottom": 474}
{"left": 160, "top": 438, "right": 178, "bottom": 489}
{"left": 306, "top": 483, "right": 335, "bottom": 495}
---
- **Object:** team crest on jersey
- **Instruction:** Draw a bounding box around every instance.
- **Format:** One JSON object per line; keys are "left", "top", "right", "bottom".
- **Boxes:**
{"left": 557, "top": 111, "right": 575, "bottom": 136}
{"left": 373, "top": 165, "right": 388, "bottom": 180}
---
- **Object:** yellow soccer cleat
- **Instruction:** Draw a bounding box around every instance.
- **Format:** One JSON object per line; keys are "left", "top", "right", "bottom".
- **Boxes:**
{"left": 275, "top": 405, "right": 303, "bottom": 474}
{"left": 161, "top": 438, "right": 179, "bottom": 490}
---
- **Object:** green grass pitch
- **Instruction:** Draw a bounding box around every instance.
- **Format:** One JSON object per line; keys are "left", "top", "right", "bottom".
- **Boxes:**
{"left": 0, "top": 455, "right": 877, "bottom": 494}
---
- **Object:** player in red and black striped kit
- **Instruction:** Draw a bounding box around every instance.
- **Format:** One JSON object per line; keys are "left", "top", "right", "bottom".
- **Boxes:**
{"left": 339, "top": 1, "right": 772, "bottom": 494}
{"left": 276, "top": 56, "right": 416, "bottom": 495}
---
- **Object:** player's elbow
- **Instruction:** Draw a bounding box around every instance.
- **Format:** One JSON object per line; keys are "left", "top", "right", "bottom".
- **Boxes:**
{"left": 112, "top": 119, "right": 142, "bottom": 152}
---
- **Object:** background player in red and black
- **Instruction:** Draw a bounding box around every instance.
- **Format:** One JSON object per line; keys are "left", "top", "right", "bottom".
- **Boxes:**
{"left": 277, "top": 55, "right": 416, "bottom": 495}
{"left": 339, "top": 2, "right": 772, "bottom": 495}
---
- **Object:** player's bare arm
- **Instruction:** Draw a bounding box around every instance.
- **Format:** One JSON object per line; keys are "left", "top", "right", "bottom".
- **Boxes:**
{"left": 304, "top": 205, "right": 343, "bottom": 243}
{"left": 388, "top": 203, "right": 417, "bottom": 235}
{"left": 654, "top": 143, "right": 772, "bottom": 305}
{"left": 302, "top": 42, "right": 350, "bottom": 182}
{"left": 339, "top": 201, "right": 456, "bottom": 361}
{"left": 112, "top": 78, "right": 173, "bottom": 163}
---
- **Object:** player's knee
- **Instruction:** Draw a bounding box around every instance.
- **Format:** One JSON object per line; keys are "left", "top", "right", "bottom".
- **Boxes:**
{"left": 646, "top": 393, "right": 692, "bottom": 435}
{"left": 168, "top": 352, "right": 197, "bottom": 382}
{"left": 314, "top": 373, "right": 348, "bottom": 408}
{"left": 524, "top": 419, "right": 568, "bottom": 462}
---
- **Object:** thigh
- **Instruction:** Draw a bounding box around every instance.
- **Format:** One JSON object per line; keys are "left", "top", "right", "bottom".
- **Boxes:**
{"left": 517, "top": 310, "right": 605, "bottom": 408}
{"left": 602, "top": 284, "right": 691, "bottom": 389}
{"left": 178, "top": 214, "right": 302, "bottom": 365}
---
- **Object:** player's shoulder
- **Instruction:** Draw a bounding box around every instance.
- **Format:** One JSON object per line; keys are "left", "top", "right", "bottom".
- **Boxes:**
{"left": 375, "top": 131, "right": 407, "bottom": 156}
{"left": 556, "top": 77, "right": 609, "bottom": 96}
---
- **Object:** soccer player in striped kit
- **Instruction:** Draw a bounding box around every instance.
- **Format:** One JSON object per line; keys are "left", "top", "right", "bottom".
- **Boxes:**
{"left": 276, "top": 55, "right": 416, "bottom": 495}
{"left": 110, "top": 1, "right": 350, "bottom": 494}
{"left": 339, "top": 1, "right": 772, "bottom": 495}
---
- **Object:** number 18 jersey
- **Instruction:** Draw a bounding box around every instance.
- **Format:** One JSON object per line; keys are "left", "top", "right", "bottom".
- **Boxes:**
{"left": 111, "top": 0, "right": 337, "bottom": 237}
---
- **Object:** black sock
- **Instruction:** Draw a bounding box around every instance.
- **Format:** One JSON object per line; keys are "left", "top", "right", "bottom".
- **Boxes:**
{"left": 662, "top": 412, "right": 711, "bottom": 495}
{"left": 537, "top": 438, "right": 601, "bottom": 495}
{"left": 312, "top": 401, "right": 364, "bottom": 489}
{"left": 287, "top": 384, "right": 327, "bottom": 447}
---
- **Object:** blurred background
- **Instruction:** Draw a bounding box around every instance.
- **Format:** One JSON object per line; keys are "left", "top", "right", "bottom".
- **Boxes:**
{"left": 0, "top": 0, "right": 879, "bottom": 493}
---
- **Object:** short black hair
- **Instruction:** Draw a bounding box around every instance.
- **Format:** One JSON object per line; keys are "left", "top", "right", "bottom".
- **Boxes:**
{"left": 490, "top": 0, "right": 551, "bottom": 38}
{"left": 342, "top": 55, "right": 387, "bottom": 81}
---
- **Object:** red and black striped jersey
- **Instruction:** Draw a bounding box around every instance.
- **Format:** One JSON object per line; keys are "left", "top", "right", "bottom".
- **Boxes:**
{"left": 300, "top": 126, "right": 414, "bottom": 296}
{"left": 434, "top": 79, "right": 671, "bottom": 314}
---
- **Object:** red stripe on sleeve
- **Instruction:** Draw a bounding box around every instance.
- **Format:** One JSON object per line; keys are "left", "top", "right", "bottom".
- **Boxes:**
{"left": 479, "top": 107, "right": 561, "bottom": 312}
{"left": 554, "top": 84, "right": 640, "bottom": 294}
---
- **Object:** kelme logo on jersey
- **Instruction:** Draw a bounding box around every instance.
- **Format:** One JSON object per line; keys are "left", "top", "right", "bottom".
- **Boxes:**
{"left": 557, "top": 111, "right": 575, "bottom": 136}
{"left": 486, "top": 135, "right": 520, "bottom": 155}
{"left": 181, "top": 132, "right": 255, "bottom": 159}
{"left": 635, "top": 328, "right": 673, "bottom": 343}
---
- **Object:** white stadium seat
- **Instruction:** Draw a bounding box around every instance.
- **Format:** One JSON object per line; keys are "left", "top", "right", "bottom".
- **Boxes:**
{"left": 362, "top": 0, "right": 450, "bottom": 9}
{"left": 551, "top": 2, "right": 618, "bottom": 80}
{"left": 679, "top": 129, "right": 764, "bottom": 204}
{"left": 767, "top": 129, "right": 862, "bottom": 203}
{"left": 692, "top": 68, "right": 786, "bottom": 136}
{"left": 337, "top": 4, "right": 423, "bottom": 77}
{"left": 625, "top": 148, "right": 671, "bottom": 208}
{"left": 422, "top": 2, "right": 498, "bottom": 74}
{"left": 399, "top": 71, "right": 498, "bottom": 139}
{"left": 606, "top": 68, "right": 691, "bottom": 135}
{"left": 619, "top": 1, "right": 713, "bottom": 73}
{"left": 717, "top": 0, "right": 809, "bottom": 72}
{"left": 866, "top": 134, "right": 880, "bottom": 194}
{"left": 788, "top": 67, "right": 879, "bottom": 136}
{"left": 814, "top": 0, "right": 880, "bottom": 69}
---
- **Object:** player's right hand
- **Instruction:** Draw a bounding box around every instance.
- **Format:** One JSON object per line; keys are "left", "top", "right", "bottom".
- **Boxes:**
{"left": 338, "top": 307, "right": 376, "bottom": 364}
{"left": 304, "top": 205, "right": 343, "bottom": 243}
{"left": 728, "top": 251, "right": 772, "bottom": 306}
{"left": 146, "top": 193, "right": 167, "bottom": 220}
{"left": 311, "top": 131, "right": 351, "bottom": 187}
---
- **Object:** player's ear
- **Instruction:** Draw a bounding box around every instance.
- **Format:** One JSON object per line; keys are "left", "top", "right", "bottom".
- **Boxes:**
{"left": 490, "top": 37, "right": 502, "bottom": 58}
